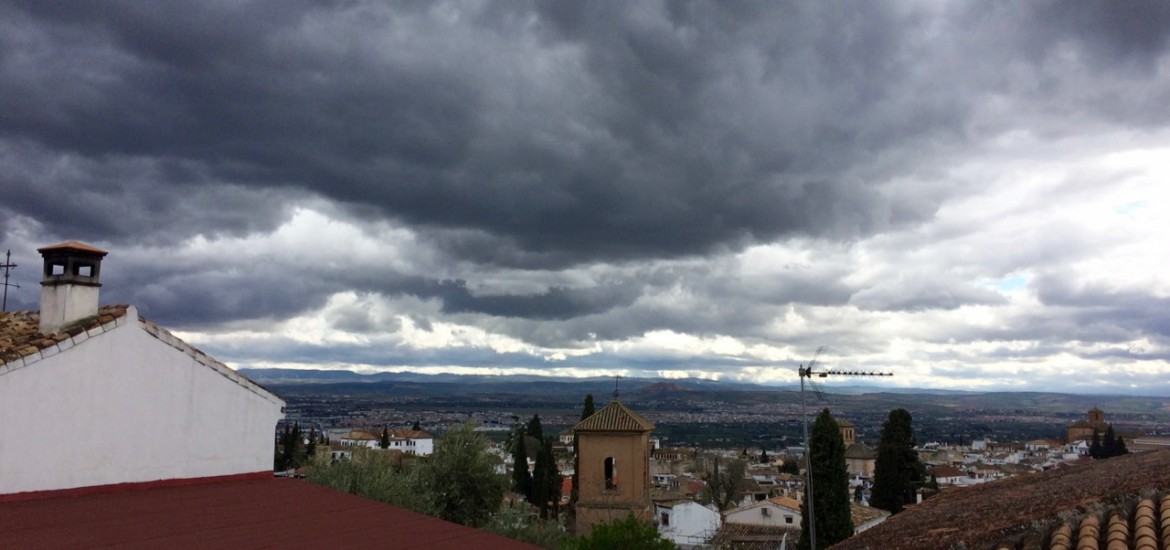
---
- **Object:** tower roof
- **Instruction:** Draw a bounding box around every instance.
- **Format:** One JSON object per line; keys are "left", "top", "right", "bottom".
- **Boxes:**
{"left": 37, "top": 241, "right": 108, "bottom": 255}
{"left": 573, "top": 400, "right": 654, "bottom": 432}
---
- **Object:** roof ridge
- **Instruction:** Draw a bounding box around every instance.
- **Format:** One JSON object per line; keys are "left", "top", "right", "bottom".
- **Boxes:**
{"left": 572, "top": 400, "right": 654, "bottom": 432}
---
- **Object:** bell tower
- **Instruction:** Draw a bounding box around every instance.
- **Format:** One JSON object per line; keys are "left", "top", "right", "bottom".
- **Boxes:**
{"left": 572, "top": 400, "right": 655, "bottom": 536}
{"left": 38, "top": 241, "right": 107, "bottom": 334}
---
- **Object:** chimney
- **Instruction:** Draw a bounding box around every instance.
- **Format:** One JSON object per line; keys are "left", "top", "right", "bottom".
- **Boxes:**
{"left": 38, "top": 241, "right": 108, "bottom": 334}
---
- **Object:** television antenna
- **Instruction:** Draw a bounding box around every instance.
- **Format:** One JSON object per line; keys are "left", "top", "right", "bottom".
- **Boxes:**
{"left": 798, "top": 346, "right": 891, "bottom": 550}
{"left": 1, "top": 250, "right": 17, "bottom": 312}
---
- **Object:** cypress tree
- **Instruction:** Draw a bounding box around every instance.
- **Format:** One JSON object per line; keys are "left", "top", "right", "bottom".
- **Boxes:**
{"left": 870, "top": 408, "right": 924, "bottom": 514}
{"left": 512, "top": 430, "right": 533, "bottom": 499}
{"left": 571, "top": 393, "right": 594, "bottom": 524}
{"left": 532, "top": 437, "right": 560, "bottom": 519}
{"left": 798, "top": 409, "right": 852, "bottom": 550}
{"left": 760, "top": 448, "right": 769, "bottom": 464}
{"left": 412, "top": 419, "right": 421, "bottom": 431}
{"left": 526, "top": 414, "right": 544, "bottom": 439}
{"left": 1103, "top": 424, "right": 1118, "bottom": 458}
{"left": 380, "top": 426, "right": 390, "bottom": 449}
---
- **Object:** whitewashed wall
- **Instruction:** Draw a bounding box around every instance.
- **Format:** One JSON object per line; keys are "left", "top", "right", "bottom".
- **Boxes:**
{"left": 0, "top": 308, "right": 284, "bottom": 495}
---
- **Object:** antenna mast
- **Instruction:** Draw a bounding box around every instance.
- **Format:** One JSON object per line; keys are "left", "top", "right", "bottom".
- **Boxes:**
{"left": 1, "top": 250, "right": 17, "bottom": 312}
{"left": 798, "top": 346, "right": 891, "bottom": 550}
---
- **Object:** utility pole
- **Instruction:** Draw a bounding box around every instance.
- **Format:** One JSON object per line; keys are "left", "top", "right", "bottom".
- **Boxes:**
{"left": 1, "top": 250, "right": 17, "bottom": 312}
{"left": 798, "top": 347, "right": 891, "bottom": 549}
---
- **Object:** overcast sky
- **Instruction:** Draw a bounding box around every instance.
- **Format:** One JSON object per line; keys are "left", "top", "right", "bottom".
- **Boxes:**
{"left": 3, "top": 1, "right": 1168, "bottom": 395}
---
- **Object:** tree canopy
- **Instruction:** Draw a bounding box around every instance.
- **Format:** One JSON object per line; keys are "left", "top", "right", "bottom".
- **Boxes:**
{"left": 798, "top": 409, "right": 852, "bottom": 550}
{"left": 531, "top": 437, "right": 560, "bottom": 519}
{"left": 564, "top": 514, "right": 676, "bottom": 550}
{"left": 581, "top": 394, "right": 596, "bottom": 420}
{"left": 704, "top": 455, "right": 747, "bottom": 511}
{"left": 1092, "top": 424, "right": 1129, "bottom": 459}
{"left": 870, "top": 408, "right": 924, "bottom": 514}
{"left": 512, "top": 427, "right": 533, "bottom": 500}
{"left": 417, "top": 423, "right": 509, "bottom": 527}
{"left": 526, "top": 414, "right": 544, "bottom": 439}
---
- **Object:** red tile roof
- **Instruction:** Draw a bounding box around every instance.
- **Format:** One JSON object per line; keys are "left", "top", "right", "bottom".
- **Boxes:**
{"left": 573, "top": 400, "right": 654, "bottom": 432}
{"left": 0, "top": 477, "right": 537, "bottom": 549}
{"left": 36, "top": 241, "right": 109, "bottom": 255}
{"left": 834, "top": 450, "right": 1170, "bottom": 550}
{"left": 0, "top": 305, "right": 130, "bottom": 364}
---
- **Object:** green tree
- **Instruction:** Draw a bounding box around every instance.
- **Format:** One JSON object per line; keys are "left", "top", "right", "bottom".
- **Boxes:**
{"left": 305, "top": 427, "right": 317, "bottom": 459}
{"left": 759, "top": 448, "right": 769, "bottom": 464}
{"left": 483, "top": 505, "right": 566, "bottom": 549}
{"left": 563, "top": 514, "right": 676, "bottom": 550}
{"left": 704, "top": 455, "right": 747, "bottom": 511}
{"left": 527, "top": 414, "right": 544, "bottom": 439}
{"left": 412, "top": 419, "right": 422, "bottom": 431}
{"left": 532, "top": 437, "right": 561, "bottom": 519}
{"left": 779, "top": 459, "right": 801, "bottom": 476}
{"left": 417, "top": 422, "right": 508, "bottom": 528}
{"left": 276, "top": 423, "right": 306, "bottom": 471}
{"left": 380, "top": 426, "right": 391, "bottom": 450}
{"left": 1115, "top": 433, "right": 1129, "bottom": 456}
{"left": 306, "top": 446, "right": 430, "bottom": 513}
{"left": 798, "top": 409, "right": 852, "bottom": 550}
{"left": 512, "top": 428, "right": 533, "bottom": 500}
{"left": 571, "top": 393, "right": 594, "bottom": 524}
{"left": 1103, "top": 424, "right": 1118, "bottom": 458}
{"left": 870, "top": 408, "right": 924, "bottom": 514}
{"left": 581, "top": 394, "right": 596, "bottom": 420}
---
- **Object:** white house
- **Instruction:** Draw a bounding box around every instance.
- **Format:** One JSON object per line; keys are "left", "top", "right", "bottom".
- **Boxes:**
{"left": 723, "top": 495, "right": 802, "bottom": 528}
{"left": 387, "top": 428, "right": 434, "bottom": 456}
{"left": 0, "top": 242, "right": 285, "bottom": 497}
{"left": 655, "top": 499, "right": 720, "bottom": 548}
{"left": 337, "top": 428, "right": 434, "bottom": 456}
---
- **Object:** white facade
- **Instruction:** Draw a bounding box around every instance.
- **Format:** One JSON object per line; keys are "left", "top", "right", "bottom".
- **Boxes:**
{"left": 724, "top": 498, "right": 802, "bottom": 528}
{"left": 656, "top": 500, "right": 720, "bottom": 548}
{"left": 0, "top": 306, "right": 284, "bottom": 495}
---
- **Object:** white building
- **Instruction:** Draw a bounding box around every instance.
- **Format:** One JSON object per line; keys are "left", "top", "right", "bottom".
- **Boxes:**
{"left": 337, "top": 428, "right": 434, "bottom": 456}
{"left": 655, "top": 500, "right": 720, "bottom": 548}
{"left": 724, "top": 495, "right": 803, "bottom": 528}
{"left": 0, "top": 242, "right": 285, "bottom": 496}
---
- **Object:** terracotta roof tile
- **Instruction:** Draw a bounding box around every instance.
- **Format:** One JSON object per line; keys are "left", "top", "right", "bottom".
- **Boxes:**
{"left": 36, "top": 241, "right": 109, "bottom": 255}
{"left": 572, "top": 400, "right": 654, "bottom": 432}
{"left": 844, "top": 443, "right": 877, "bottom": 460}
{"left": 834, "top": 450, "right": 1170, "bottom": 550}
{"left": 0, "top": 306, "right": 129, "bottom": 364}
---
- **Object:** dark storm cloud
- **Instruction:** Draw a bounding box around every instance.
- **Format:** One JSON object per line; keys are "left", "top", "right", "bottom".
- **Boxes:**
{"left": 0, "top": 0, "right": 974, "bottom": 267}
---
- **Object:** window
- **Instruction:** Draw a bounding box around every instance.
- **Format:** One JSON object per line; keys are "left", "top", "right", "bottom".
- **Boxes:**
{"left": 75, "top": 264, "right": 93, "bottom": 277}
{"left": 785, "top": 515, "right": 794, "bottom": 524}
{"left": 604, "top": 457, "right": 617, "bottom": 490}
{"left": 660, "top": 512, "right": 669, "bottom": 527}
{"left": 762, "top": 507, "right": 770, "bottom": 517}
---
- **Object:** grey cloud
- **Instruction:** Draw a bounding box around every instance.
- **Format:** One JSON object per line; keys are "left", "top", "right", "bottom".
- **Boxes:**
{"left": 0, "top": 0, "right": 973, "bottom": 268}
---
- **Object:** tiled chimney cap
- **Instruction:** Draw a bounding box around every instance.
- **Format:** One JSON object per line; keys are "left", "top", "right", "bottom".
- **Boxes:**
{"left": 37, "top": 241, "right": 108, "bottom": 256}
